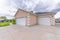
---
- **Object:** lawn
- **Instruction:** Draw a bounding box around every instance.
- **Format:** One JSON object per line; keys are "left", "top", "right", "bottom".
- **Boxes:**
{"left": 0, "top": 19, "right": 16, "bottom": 27}
{"left": 0, "top": 22, "right": 10, "bottom": 27}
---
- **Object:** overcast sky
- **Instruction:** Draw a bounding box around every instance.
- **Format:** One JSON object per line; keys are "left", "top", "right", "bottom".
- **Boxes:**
{"left": 0, "top": 0, "right": 60, "bottom": 18}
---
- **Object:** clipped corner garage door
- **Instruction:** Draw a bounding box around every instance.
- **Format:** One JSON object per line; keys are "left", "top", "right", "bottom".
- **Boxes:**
{"left": 16, "top": 18, "right": 26, "bottom": 26}
{"left": 38, "top": 17, "right": 51, "bottom": 26}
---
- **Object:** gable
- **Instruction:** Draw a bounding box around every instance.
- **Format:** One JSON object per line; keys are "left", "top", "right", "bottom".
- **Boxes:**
{"left": 15, "top": 9, "right": 37, "bottom": 18}
{"left": 15, "top": 9, "right": 28, "bottom": 18}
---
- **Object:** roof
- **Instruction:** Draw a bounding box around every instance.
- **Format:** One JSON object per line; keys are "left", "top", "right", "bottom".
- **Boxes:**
{"left": 35, "top": 12, "right": 56, "bottom": 15}
{"left": 15, "top": 9, "right": 37, "bottom": 17}
{"left": 15, "top": 9, "right": 56, "bottom": 17}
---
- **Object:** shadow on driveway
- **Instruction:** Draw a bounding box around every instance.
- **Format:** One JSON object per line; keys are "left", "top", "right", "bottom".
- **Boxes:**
{"left": 55, "top": 23, "right": 60, "bottom": 27}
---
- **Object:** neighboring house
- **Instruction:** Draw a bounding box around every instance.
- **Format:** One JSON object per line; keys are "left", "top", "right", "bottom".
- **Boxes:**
{"left": 0, "top": 18, "right": 5, "bottom": 22}
{"left": 15, "top": 9, "right": 56, "bottom": 26}
{"left": 0, "top": 18, "right": 9, "bottom": 22}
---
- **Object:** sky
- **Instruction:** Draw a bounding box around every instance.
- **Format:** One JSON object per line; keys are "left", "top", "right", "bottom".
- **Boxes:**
{"left": 0, "top": 0, "right": 60, "bottom": 19}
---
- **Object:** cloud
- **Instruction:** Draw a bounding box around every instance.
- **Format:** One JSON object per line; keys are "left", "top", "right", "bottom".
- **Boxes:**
{"left": 0, "top": 0, "right": 11, "bottom": 15}
{"left": 11, "top": 0, "right": 40, "bottom": 11}
{"left": 34, "top": 0, "right": 60, "bottom": 12}
{"left": 12, "top": 0, "right": 60, "bottom": 12}
{"left": 9, "top": 0, "right": 60, "bottom": 14}
{"left": 23, "top": 0, "right": 40, "bottom": 11}
{"left": 0, "top": 0, "right": 60, "bottom": 17}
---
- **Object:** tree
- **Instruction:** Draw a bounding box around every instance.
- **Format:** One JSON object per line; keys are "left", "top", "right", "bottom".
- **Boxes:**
{"left": 0, "top": 16, "right": 6, "bottom": 20}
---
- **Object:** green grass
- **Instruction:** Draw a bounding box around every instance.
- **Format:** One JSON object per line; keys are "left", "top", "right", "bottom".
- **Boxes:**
{"left": 0, "top": 22, "right": 10, "bottom": 27}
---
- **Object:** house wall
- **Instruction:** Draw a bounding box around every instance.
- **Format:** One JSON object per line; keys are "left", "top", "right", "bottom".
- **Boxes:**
{"left": 50, "top": 15, "right": 55, "bottom": 25}
{"left": 38, "top": 14, "right": 55, "bottom": 26}
{"left": 15, "top": 9, "right": 55, "bottom": 26}
{"left": 15, "top": 9, "right": 30, "bottom": 26}
{"left": 15, "top": 10, "right": 28, "bottom": 18}
{"left": 15, "top": 9, "right": 37, "bottom": 26}
{"left": 29, "top": 14, "right": 37, "bottom": 26}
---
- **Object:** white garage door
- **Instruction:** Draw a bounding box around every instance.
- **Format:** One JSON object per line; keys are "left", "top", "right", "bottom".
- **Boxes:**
{"left": 16, "top": 18, "right": 26, "bottom": 26}
{"left": 38, "top": 17, "right": 51, "bottom": 25}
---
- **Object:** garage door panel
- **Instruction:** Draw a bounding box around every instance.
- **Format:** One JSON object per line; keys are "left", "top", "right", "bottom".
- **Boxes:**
{"left": 38, "top": 17, "right": 51, "bottom": 25}
{"left": 16, "top": 18, "right": 26, "bottom": 26}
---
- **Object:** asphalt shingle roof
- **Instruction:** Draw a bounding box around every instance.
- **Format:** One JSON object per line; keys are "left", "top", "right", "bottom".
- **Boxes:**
{"left": 35, "top": 12, "right": 56, "bottom": 14}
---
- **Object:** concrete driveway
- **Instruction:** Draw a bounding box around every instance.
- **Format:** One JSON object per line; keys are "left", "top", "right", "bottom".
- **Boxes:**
{"left": 0, "top": 25, "right": 60, "bottom": 40}
{"left": 55, "top": 23, "right": 60, "bottom": 27}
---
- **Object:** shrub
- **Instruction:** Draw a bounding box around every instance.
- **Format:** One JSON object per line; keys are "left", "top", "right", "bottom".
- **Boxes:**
{"left": 10, "top": 19, "right": 16, "bottom": 24}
